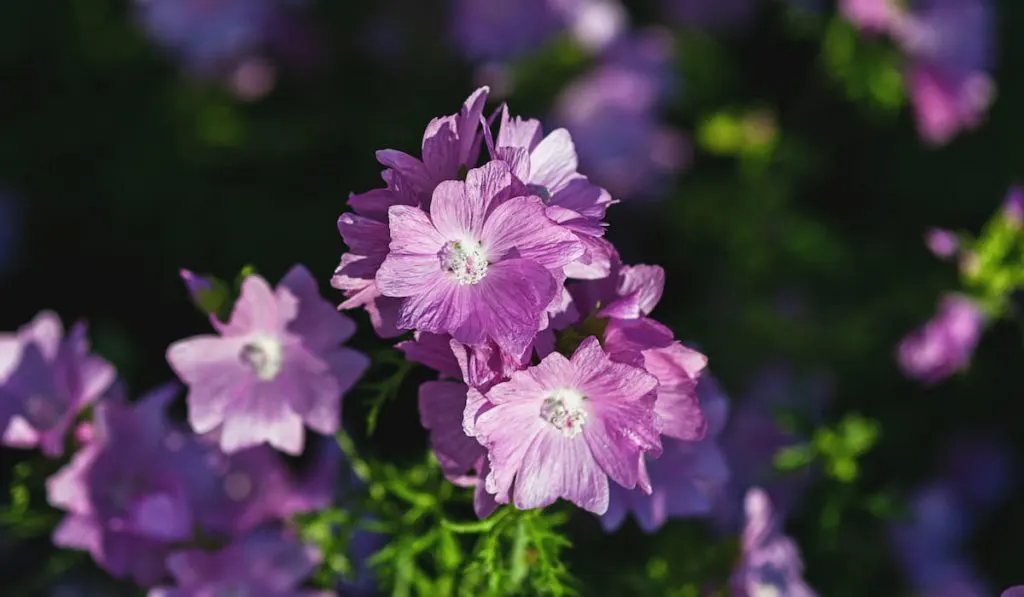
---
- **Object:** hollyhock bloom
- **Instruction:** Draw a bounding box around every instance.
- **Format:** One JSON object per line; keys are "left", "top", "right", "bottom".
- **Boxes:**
{"left": 149, "top": 528, "right": 328, "bottom": 597}
{"left": 469, "top": 337, "right": 660, "bottom": 513}
{"left": 729, "top": 488, "right": 818, "bottom": 597}
{"left": 168, "top": 265, "right": 369, "bottom": 455}
{"left": 890, "top": 0, "right": 995, "bottom": 146}
{"left": 553, "top": 29, "right": 690, "bottom": 200}
{"left": 46, "top": 384, "right": 200, "bottom": 586}
{"left": 925, "top": 228, "right": 959, "bottom": 259}
{"left": 333, "top": 87, "right": 489, "bottom": 338}
{"left": 0, "top": 311, "right": 116, "bottom": 457}
{"left": 664, "top": 0, "right": 760, "bottom": 31}
{"left": 897, "top": 293, "right": 985, "bottom": 384}
{"left": 489, "top": 104, "right": 615, "bottom": 279}
{"left": 601, "top": 372, "right": 730, "bottom": 533}
{"left": 375, "top": 160, "right": 583, "bottom": 357}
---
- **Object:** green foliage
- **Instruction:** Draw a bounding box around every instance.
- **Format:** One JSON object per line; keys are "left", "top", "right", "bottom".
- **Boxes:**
{"left": 773, "top": 413, "right": 881, "bottom": 484}
{"left": 822, "top": 18, "right": 905, "bottom": 113}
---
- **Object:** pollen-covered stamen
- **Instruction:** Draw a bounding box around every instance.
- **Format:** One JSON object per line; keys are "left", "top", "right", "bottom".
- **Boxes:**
{"left": 239, "top": 335, "right": 283, "bottom": 381}
{"left": 439, "top": 239, "right": 489, "bottom": 285}
{"left": 526, "top": 183, "right": 552, "bottom": 203}
{"left": 540, "top": 388, "right": 587, "bottom": 438}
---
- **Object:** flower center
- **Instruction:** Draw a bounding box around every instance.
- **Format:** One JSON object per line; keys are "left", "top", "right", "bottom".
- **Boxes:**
{"left": 239, "top": 335, "right": 283, "bottom": 381}
{"left": 439, "top": 240, "right": 489, "bottom": 285}
{"left": 540, "top": 388, "right": 587, "bottom": 438}
{"left": 751, "top": 583, "right": 781, "bottom": 597}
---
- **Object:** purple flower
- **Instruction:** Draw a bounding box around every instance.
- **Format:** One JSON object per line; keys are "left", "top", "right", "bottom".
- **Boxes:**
{"left": 1003, "top": 588, "right": 1024, "bottom": 597}
{"left": 488, "top": 104, "right": 615, "bottom": 279}
{"left": 729, "top": 487, "right": 817, "bottom": 597}
{"left": 664, "top": 0, "right": 761, "bottom": 31}
{"left": 942, "top": 433, "right": 1012, "bottom": 509}
{"left": 46, "top": 384, "right": 199, "bottom": 586}
{"left": 840, "top": 0, "right": 901, "bottom": 32}
{"left": 449, "top": 0, "right": 564, "bottom": 62}
{"left": 149, "top": 528, "right": 329, "bottom": 597}
{"left": 897, "top": 293, "right": 985, "bottom": 385}
{"left": 1002, "top": 186, "right": 1024, "bottom": 228}
{"left": 601, "top": 373, "right": 730, "bottom": 533}
{"left": 333, "top": 87, "right": 489, "bottom": 338}
{"left": 891, "top": 0, "right": 995, "bottom": 146}
{"left": 924, "top": 228, "right": 960, "bottom": 259}
{"left": 468, "top": 336, "right": 660, "bottom": 513}
{"left": 375, "top": 160, "right": 583, "bottom": 357}
{"left": 0, "top": 311, "right": 116, "bottom": 457}
{"left": 167, "top": 265, "right": 369, "bottom": 455}
{"left": 553, "top": 29, "right": 690, "bottom": 200}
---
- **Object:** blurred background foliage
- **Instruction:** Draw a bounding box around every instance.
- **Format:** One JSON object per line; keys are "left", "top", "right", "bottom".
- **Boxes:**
{"left": 1, "top": 0, "right": 1023, "bottom": 595}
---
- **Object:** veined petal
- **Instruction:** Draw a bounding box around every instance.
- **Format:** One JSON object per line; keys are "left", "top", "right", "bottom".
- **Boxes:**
{"left": 482, "top": 196, "right": 583, "bottom": 269}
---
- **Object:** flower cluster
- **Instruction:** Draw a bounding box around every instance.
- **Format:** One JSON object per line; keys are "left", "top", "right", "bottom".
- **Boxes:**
{"left": 842, "top": 0, "right": 995, "bottom": 146}
{"left": 335, "top": 87, "right": 712, "bottom": 516}
{"left": 0, "top": 262, "right": 368, "bottom": 593}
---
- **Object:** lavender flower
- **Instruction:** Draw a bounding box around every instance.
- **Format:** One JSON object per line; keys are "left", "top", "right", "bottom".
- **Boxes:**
{"left": 333, "top": 87, "right": 489, "bottom": 338}
{"left": 1002, "top": 186, "right": 1024, "bottom": 228}
{"left": 149, "top": 528, "right": 329, "bottom": 597}
{"left": 924, "top": 228, "right": 959, "bottom": 259}
{"left": 46, "top": 384, "right": 199, "bottom": 586}
{"left": 449, "top": 0, "right": 564, "bottom": 62}
{"left": 601, "top": 373, "right": 730, "bottom": 533}
{"left": 0, "top": 311, "right": 115, "bottom": 457}
{"left": 375, "top": 160, "right": 583, "bottom": 357}
{"left": 553, "top": 29, "right": 689, "bottom": 200}
{"left": 897, "top": 293, "right": 985, "bottom": 385}
{"left": 1004, "top": 588, "right": 1024, "bottom": 597}
{"left": 729, "top": 487, "right": 818, "bottom": 597}
{"left": 840, "top": 0, "right": 901, "bottom": 32}
{"left": 468, "top": 336, "right": 660, "bottom": 513}
{"left": 167, "top": 265, "right": 369, "bottom": 455}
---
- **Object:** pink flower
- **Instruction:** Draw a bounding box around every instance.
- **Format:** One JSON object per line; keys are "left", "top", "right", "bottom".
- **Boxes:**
{"left": 167, "top": 265, "right": 369, "bottom": 455}
{"left": 375, "top": 160, "right": 583, "bottom": 357}
{"left": 469, "top": 336, "right": 660, "bottom": 513}
{"left": 897, "top": 293, "right": 985, "bottom": 385}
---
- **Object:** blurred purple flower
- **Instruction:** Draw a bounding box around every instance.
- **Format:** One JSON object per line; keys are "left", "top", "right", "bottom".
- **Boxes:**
{"left": 729, "top": 487, "right": 818, "bottom": 597}
{"left": 941, "top": 433, "right": 1012, "bottom": 511}
{"left": 1003, "top": 588, "right": 1024, "bottom": 597}
{"left": 893, "top": 0, "right": 995, "bottom": 146}
{"left": 0, "top": 311, "right": 116, "bottom": 457}
{"left": 713, "top": 366, "right": 827, "bottom": 531}
{"left": 149, "top": 527, "right": 329, "bottom": 597}
{"left": 167, "top": 265, "right": 369, "bottom": 455}
{"left": 338, "top": 526, "right": 389, "bottom": 597}
{"left": 134, "top": 0, "right": 319, "bottom": 99}
{"left": 46, "top": 384, "right": 198, "bottom": 586}
{"left": 553, "top": 28, "right": 690, "bottom": 200}
{"left": 924, "top": 228, "right": 959, "bottom": 259}
{"left": 897, "top": 293, "right": 985, "bottom": 385}
{"left": 664, "top": 0, "right": 761, "bottom": 31}
{"left": 1001, "top": 186, "right": 1024, "bottom": 228}
{"left": 449, "top": 0, "right": 564, "bottom": 62}
{"left": 840, "top": 0, "right": 901, "bottom": 32}
{"left": 601, "top": 373, "right": 730, "bottom": 533}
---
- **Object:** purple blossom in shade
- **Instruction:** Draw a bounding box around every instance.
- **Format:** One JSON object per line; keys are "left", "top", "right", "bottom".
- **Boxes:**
{"left": 840, "top": 0, "right": 901, "bottom": 32}
{"left": 449, "top": 0, "right": 564, "bottom": 62}
{"left": 713, "top": 366, "right": 827, "bottom": 531}
{"left": 1003, "top": 588, "right": 1024, "bottom": 597}
{"left": 1002, "top": 186, "right": 1024, "bottom": 228}
{"left": 889, "top": 0, "right": 995, "bottom": 147}
{"left": 553, "top": 28, "right": 690, "bottom": 200}
{"left": 730, "top": 487, "right": 817, "bottom": 597}
{"left": 924, "top": 228, "right": 960, "bottom": 259}
{"left": 148, "top": 528, "right": 329, "bottom": 597}
{"left": 897, "top": 293, "right": 985, "bottom": 385}
{"left": 663, "top": 0, "right": 761, "bottom": 31}
{"left": 0, "top": 311, "right": 116, "bottom": 458}
{"left": 167, "top": 265, "right": 369, "bottom": 455}
{"left": 338, "top": 527, "right": 389, "bottom": 597}
{"left": 375, "top": 160, "right": 583, "bottom": 358}
{"left": 601, "top": 372, "right": 730, "bottom": 533}
{"left": 468, "top": 336, "right": 660, "bottom": 513}
{"left": 333, "top": 88, "right": 490, "bottom": 338}
{"left": 487, "top": 104, "right": 616, "bottom": 280}
{"left": 888, "top": 482, "right": 992, "bottom": 596}
{"left": 942, "top": 433, "right": 1013, "bottom": 509}
{"left": 562, "top": 0, "right": 629, "bottom": 53}
{"left": 46, "top": 384, "right": 199, "bottom": 586}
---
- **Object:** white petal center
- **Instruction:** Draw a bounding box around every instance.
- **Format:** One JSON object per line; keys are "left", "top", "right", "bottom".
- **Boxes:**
{"left": 239, "top": 335, "right": 283, "bottom": 381}
{"left": 439, "top": 239, "right": 489, "bottom": 285}
{"left": 540, "top": 388, "right": 587, "bottom": 438}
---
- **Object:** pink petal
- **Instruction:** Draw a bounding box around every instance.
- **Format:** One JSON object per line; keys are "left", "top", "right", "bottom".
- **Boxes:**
{"left": 418, "top": 381, "right": 486, "bottom": 479}
{"left": 461, "top": 259, "right": 557, "bottom": 357}
{"left": 220, "top": 383, "right": 307, "bottom": 455}
{"left": 476, "top": 399, "right": 547, "bottom": 501}
{"left": 280, "top": 264, "right": 358, "bottom": 350}
{"left": 530, "top": 128, "right": 579, "bottom": 193}
{"left": 224, "top": 276, "right": 295, "bottom": 336}
{"left": 618, "top": 265, "right": 665, "bottom": 316}
{"left": 376, "top": 253, "right": 442, "bottom": 298}
{"left": 166, "top": 335, "right": 248, "bottom": 435}
{"left": 515, "top": 429, "right": 609, "bottom": 513}
{"left": 497, "top": 106, "right": 543, "bottom": 151}
{"left": 385, "top": 204, "right": 446, "bottom": 255}
{"left": 482, "top": 196, "right": 583, "bottom": 269}
{"left": 464, "top": 160, "right": 515, "bottom": 217}
{"left": 430, "top": 179, "right": 484, "bottom": 240}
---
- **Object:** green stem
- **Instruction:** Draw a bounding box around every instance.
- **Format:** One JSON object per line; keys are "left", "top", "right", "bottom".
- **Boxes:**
{"left": 441, "top": 507, "right": 509, "bottom": 534}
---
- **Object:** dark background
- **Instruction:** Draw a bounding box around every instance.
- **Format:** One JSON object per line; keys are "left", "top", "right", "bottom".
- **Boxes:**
{"left": 1, "top": 0, "right": 1022, "bottom": 595}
